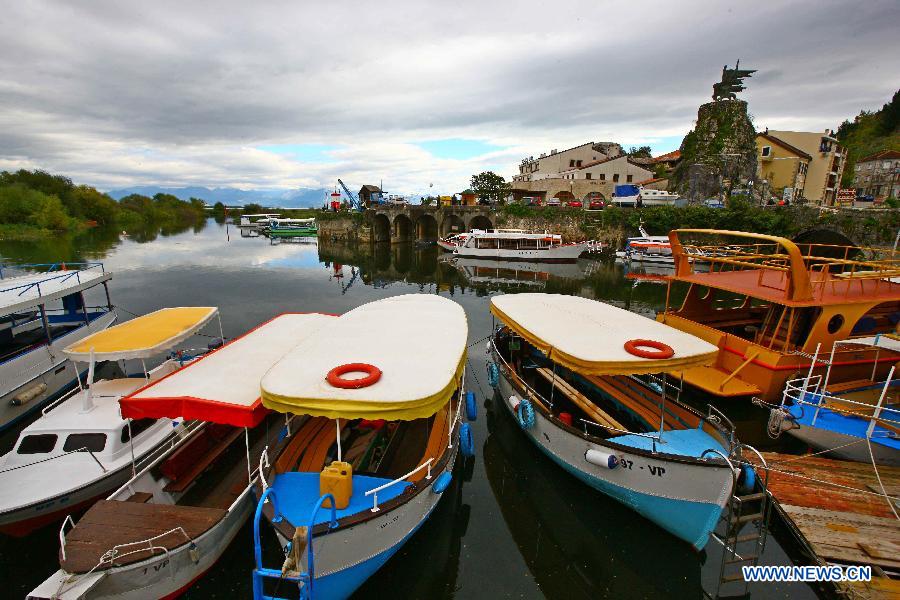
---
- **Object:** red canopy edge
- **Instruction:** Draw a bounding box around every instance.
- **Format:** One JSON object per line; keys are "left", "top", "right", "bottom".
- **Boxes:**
{"left": 121, "top": 395, "right": 268, "bottom": 428}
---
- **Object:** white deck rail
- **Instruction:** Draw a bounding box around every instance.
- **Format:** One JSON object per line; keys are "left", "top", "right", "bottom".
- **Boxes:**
{"left": 365, "top": 457, "right": 433, "bottom": 513}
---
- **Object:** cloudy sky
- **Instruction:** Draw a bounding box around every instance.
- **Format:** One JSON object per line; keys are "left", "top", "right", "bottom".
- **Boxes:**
{"left": 1, "top": 0, "right": 897, "bottom": 196}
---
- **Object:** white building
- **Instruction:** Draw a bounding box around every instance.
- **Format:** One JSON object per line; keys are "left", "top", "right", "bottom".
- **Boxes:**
{"left": 514, "top": 142, "right": 623, "bottom": 182}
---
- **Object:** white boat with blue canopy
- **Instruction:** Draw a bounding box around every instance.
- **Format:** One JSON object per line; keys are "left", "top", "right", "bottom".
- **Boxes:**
{"left": 30, "top": 312, "right": 333, "bottom": 600}
{"left": 0, "top": 262, "right": 117, "bottom": 432}
{"left": 771, "top": 335, "right": 899, "bottom": 466}
{"left": 488, "top": 293, "right": 767, "bottom": 550}
{"left": 253, "top": 294, "right": 472, "bottom": 600}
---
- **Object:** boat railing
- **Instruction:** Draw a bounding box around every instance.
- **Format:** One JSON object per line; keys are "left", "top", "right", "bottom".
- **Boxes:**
{"left": 41, "top": 385, "right": 83, "bottom": 416}
{"left": 0, "top": 444, "right": 107, "bottom": 475}
{"left": 705, "top": 405, "right": 737, "bottom": 453}
{"left": 0, "top": 262, "right": 105, "bottom": 280}
{"left": 112, "top": 420, "right": 206, "bottom": 500}
{"left": 365, "top": 457, "right": 433, "bottom": 513}
{"left": 783, "top": 372, "right": 900, "bottom": 435}
{"left": 1, "top": 264, "right": 107, "bottom": 301}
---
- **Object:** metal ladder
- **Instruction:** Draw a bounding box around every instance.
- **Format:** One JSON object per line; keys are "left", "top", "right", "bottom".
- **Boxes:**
{"left": 252, "top": 488, "right": 338, "bottom": 600}
{"left": 710, "top": 444, "right": 771, "bottom": 599}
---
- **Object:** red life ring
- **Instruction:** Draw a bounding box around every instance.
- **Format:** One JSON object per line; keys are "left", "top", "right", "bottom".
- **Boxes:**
{"left": 623, "top": 339, "right": 674, "bottom": 360}
{"left": 326, "top": 363, "right": 382, "bottom": 389}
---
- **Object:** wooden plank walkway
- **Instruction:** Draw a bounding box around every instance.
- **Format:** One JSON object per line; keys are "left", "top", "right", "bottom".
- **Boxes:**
{"left": 761, "top": 452, "right": 900, "bottom": 600}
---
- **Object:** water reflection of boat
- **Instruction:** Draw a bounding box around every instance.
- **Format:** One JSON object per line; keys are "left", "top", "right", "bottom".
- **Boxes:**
{"left": 484, "top": 391, "right": 703, "bottom": 598}
{"left": 445, "top": 256, "right": 597, "bottom": 290}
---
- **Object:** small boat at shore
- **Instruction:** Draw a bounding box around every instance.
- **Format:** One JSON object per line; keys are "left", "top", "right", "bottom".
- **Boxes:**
{"left": 239, "top": 213, "right": 281, "bottom": 229}
{"left": 611, "top": 185, "right": 682, "bottom": 208}
{"left": 264, "top": 217, "right": 318, "bottom": 238}
{"left": 1, "top": 262, "right": 117, "bottom": 433}
{"left": 252, "top": 294, "right": 471, "bottom": 599}
{"left": 447, "top": 229, "right": 595, "bottom": 262}
{"left": 30, "top": 312, "right": 329, "bottom": 600}
{"left": 0, "top": 307, "right": 221, "bottom": 537}
{"left": 769, "top": 336, "right": 899, "bottom": 466}
{"left": 488, "top": 293, "right": 763, "bottom": 549}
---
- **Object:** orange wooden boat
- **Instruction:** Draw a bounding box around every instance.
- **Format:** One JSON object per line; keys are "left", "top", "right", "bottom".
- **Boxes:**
{"left": 656, "top": 229, "right": 900, "bottom": 401}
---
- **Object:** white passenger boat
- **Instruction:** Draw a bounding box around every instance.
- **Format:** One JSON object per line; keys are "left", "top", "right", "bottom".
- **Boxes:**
{"left": 239, "top": 213, "right": 281, "bottom": 229}
{"left": 770, "top": 336, "right": 899, "bottom": 466}
{"left": 0, "top": 307, "right": 220, "bottom": 537}
{"left": 615, "top": 225, "right": 709, "bottom": 266}
{"left": 437, "top": 232, "right": 470, "bottom": 252}
{"left": 0, "top": 263, "right": 117, "bottom": 433}
{"left": 30, "top": 312, "right": 330, "bottom": 600}
{"left": 488, "top": 294, "right": 765, "bottom": 550}
{"left": 252, "top": 294, "right": 472, "bottom": 600}
{"left": 451, "top": 229, "right": 593, "bottom": 262}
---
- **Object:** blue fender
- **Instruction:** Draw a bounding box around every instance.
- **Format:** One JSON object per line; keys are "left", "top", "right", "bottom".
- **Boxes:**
{"left": 517, "top": 398, "right": 535, "bottom": 429}
{"left": 432, "top": 471, "right": 452, "bottom": 493}
{"left": 738, "top": 464, "right": 757, "bottom": 494}
{"left": 487, "top": 362, "right": 500, "bottom": 388}
{"left": 459, "top": 423, "right": 475, "bottom": 457}
{"left": 465, "top": 391, "right": 477, "bottom": 421}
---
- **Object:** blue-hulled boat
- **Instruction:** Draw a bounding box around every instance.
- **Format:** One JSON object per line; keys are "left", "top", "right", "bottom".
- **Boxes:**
{"left": 774, "top": 335, "right": 899, "bottom": 466}
{"left": 488, "top": 293, "right": 763, "bottom": 550}
{"left": 252, "top": 294, "right": 472, "bottom": 599}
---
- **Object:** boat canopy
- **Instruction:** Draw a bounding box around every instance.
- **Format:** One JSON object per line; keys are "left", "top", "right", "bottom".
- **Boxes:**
{"left": 0, "top": 266, "right": 111, "bottom": 315}
{"left": 121, "top": 313, "right": 337, "bottom": 427}
{"left": 64, "top": 307, "right": 218, "bottom": 361}
{"left": 835, "top": 334, "right": 900, "bottom": 353}
{"left": 491, "top": 293, "right": 717, "bottom": 375}
{"left": 261, "top": 295, "right": 467, "bottom": 421}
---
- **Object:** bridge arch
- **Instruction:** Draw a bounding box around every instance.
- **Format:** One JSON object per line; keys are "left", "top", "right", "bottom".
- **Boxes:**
{"left": 792, "top": 229, "right": 860, "bottom": 257}
{"left": 416, "top": 214, "right": 438, "bottom": 241}
{"left": 441, "top": 214, "right": 466, "bottom": 236}
{"left": 373, "top": 213, "right": 391, "bottom": 243}
{"left": 468, "top": 214, "right": 493, "bottom": 231}
{"left": 393, "top": 214, "right": 413, "bottom": 243}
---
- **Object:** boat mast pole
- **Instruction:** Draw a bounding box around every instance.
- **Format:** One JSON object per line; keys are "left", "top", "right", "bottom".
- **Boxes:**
{"left": 127, "top": 419, "right": 137, "bottom": 478}
{"left": 658, "top": 372, "right": 666, "bottom": 441}
{"left": 336, "top": 419, "right": 342, "bottom": 462}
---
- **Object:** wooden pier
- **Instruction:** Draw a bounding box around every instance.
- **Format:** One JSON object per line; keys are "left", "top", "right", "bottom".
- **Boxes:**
{"left": 761, "top": 452, "right": 900, "bottom": 599}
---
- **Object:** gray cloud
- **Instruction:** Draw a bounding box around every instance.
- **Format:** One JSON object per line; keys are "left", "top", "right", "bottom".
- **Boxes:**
{"left": 0, "top": 0, "right": 898, "bottom": 192}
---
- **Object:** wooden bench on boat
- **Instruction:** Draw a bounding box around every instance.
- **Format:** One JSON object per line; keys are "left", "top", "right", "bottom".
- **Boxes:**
{"left": 534, "top": 367, "right": 625, "bottom": 431}
{"left": 59, "top": 500, "right": 226, "bottom": 574}
{"left": 160, "top": 425, "right": 243, "bottom": 493}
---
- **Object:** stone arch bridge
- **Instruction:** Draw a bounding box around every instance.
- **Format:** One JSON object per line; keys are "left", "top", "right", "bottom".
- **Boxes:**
{"left": 368, "top": 205, "right": 496, "bottom": 243}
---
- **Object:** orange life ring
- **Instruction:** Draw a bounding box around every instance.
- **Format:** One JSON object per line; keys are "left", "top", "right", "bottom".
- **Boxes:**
{"left": 623, "top": 339, "right": 674, "bottom": 359}
{"left": 326, "top": 363, "right": 382, "bottom": 389}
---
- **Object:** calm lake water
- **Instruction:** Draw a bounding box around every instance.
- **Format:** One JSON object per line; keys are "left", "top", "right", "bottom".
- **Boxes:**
{"left": 0, "top": 220, "right": 816, "bottom": 599}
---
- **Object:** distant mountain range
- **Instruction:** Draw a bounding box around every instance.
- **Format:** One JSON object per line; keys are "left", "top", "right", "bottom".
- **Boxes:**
{"left": 106, "top": 185, "right": 331, "bottom": 208}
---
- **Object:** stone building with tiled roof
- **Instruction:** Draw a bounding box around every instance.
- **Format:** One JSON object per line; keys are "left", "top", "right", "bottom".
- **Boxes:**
{"left": 853, "top": 150, "right": 900, "bottom": 200}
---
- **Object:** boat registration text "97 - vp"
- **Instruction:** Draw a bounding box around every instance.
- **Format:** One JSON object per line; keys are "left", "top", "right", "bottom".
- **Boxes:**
{"left": 618, "top": 458, "right": 667, "bottom": 477}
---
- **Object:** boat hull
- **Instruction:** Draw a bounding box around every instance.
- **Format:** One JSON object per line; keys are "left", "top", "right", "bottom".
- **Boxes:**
{"left": 0, "top": 311, "right": 117, "bottom": 433}
{"left": 495, "top": 367, "right": 732, "bottom": 550}
{"left": 29, "top": 490, "right": 254, "bottom": 600}
{"left": 454, "top": 242, "right": 590, "bottom": 263}
{"left": 271, "top": 448, "right": 460, "bottom": 599}
{"left": 785, "top": 425, "right": 899, "bottom": 466}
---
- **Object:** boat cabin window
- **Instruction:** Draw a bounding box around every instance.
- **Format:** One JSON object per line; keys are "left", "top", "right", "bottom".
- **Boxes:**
{"left": 121, "top": 418, "right": 157, "bottom": 443}
{"left": 17, "top": 434, "right": 57, "bottom": 454}
{"left": 63, "top": 433, "right": 107, "bottom": 453}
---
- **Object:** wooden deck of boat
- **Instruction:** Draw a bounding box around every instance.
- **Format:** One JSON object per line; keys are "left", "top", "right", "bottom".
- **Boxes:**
{"left": 60, "top": 500, "right": 225, "bottom": 574}
{"left": 761, "top": 452, "right": 900, "bottom": 599}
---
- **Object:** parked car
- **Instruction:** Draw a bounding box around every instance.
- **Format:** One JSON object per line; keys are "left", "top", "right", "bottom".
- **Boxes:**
{"left": 523, "top": 196, "right": 542, "bottom": 207}
{"left": 588, "top": 199, "right": 605, "bottom": 210}
{"left": 546, "top": 197, "right": 562, "bottom": 207}
{"left": 565, "top": 200, "right": 583, "bottom": 208}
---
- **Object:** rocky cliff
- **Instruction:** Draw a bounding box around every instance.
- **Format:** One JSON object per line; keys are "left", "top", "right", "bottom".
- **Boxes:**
{"left": 673, "top": 99, "right": 757, "bottom": 200}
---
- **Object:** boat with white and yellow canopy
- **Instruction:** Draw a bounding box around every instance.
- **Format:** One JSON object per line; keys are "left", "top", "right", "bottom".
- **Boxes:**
{"left": 487, "top": 293, "right": 766, "bottom": 550}
{"left": 0, "top": 307, "right": 220, "bottom": 537}
{"left": 252, "top": 294, "right": 472, "bottom": 600}
{"left": 31, "top": 311, "right": 333, "bottom": 600}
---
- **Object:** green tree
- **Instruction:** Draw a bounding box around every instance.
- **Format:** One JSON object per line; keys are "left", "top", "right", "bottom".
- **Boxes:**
{"left": 469, "top": 172, "right": 510, "bottom": 204}
{"left": 628, "top": 146, "right": 653, "bottom": 158}
{"left": 243, "top": 202, "right": 264, "bottom": 214}
{"left": 71, "top": 185, "right": 117, "bottom": 224}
